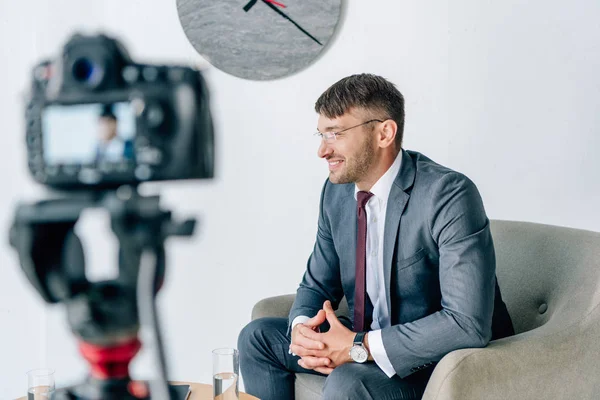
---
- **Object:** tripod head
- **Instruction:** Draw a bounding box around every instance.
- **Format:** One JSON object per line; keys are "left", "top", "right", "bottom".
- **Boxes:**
{"left": 9, "top": 187, "right": 196, "bottom": 399}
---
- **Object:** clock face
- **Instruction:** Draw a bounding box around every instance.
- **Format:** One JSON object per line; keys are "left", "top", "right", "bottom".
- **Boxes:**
{"left": 176, "top": 0, "right": 343, "bottom": 80}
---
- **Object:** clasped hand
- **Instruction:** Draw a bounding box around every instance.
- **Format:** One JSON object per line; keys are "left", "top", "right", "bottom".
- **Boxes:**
{"left": 290, "top": 300, "right": 356, "bottom": 375}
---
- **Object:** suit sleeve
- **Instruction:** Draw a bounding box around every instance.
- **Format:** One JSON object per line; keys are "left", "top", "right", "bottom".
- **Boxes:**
{"left": 288, "top": 179, "right": 344, "bottom": 335}
{"left": 380, "top": 172, "right": 496, "bottom": 378}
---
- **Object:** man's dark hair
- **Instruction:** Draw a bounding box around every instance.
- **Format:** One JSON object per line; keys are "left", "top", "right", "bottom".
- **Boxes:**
{"left": 100, "top": 104, "right": 117, "bottom": 121}
{"left": 315, "top": 74, "right": 405, "bottom": 149}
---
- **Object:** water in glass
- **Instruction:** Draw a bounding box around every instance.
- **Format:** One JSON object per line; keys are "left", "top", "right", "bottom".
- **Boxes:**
{"left": 213, "top": 372, "right": 238, "bottom": 400}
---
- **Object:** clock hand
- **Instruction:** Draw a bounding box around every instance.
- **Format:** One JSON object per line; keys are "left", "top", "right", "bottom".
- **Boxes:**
{"left": 244, "top": 0, "right": 286, "bottom": 12}
{"left": 243, "top": 0, "right": 258, "bottom": 12}
{"left": 264, "top": 0, "right": 286, "bottom": 7}
{"left": 261, "top": 1, "right": 323, "bottom": 46}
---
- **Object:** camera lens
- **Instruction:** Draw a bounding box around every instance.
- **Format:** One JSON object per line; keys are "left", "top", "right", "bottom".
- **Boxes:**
{"left": 72, "top": 57, "right": 102, "bottom": 86}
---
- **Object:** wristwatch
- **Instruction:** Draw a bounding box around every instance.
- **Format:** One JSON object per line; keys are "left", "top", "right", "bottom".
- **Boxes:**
{"left": 349, "top": 332, "right": 369, "bottom": 363}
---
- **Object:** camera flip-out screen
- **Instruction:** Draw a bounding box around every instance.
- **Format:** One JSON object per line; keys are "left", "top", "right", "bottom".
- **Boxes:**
{"left": 41, "top": 102, "right": 136, "bottom": 166}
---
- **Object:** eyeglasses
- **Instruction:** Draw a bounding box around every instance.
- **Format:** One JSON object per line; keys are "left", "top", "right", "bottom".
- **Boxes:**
{"left": 314, "top": 119, "right": 384, "bottom": 142}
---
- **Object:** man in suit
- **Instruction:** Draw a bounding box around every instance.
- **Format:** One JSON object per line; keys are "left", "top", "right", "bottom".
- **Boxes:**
{"left": 96, "top": 104, "right": 134, "bottom": 163}
{"left": 238, "top": 74, "right": 514, "bottom": 399}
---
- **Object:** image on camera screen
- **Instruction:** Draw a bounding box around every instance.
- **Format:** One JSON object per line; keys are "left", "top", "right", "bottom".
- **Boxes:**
{"left": 41, "top": 102, "right": 135, "bottom": 166}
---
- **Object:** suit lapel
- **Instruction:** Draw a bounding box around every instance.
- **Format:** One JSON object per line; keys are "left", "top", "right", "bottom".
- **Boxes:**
{"left": 383, "top": 150, "right": 416, "bottom": 314}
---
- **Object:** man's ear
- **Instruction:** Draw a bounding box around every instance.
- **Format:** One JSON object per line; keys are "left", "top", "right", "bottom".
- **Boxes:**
{"left": 378, "top": 120, "right": 398, "bottom": 149}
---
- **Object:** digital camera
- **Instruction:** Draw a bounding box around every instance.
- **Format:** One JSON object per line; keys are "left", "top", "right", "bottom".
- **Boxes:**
{"left": 25, "top": 33, "right": 214, "bottom": 189}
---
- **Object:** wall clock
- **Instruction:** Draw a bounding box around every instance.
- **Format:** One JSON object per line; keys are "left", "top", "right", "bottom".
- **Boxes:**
{"left": 177, "top": 0, "right": 343, "bottom": 80}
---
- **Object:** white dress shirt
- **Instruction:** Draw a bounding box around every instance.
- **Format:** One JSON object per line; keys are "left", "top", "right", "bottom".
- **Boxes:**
{"left": 97, "top": 138, "right": 126, "bottom": 162}
{"left": 293, "top": 151, "right": 403, "bottom": 378}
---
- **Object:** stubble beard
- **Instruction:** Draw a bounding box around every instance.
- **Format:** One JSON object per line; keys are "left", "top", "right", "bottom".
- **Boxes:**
{"left": 329, "top": 137, "right": 376, "bottom": 184}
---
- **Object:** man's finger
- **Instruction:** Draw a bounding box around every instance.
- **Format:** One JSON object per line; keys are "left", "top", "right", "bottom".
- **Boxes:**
{"left": 298, "top": 356, "right": 331, "bottom": 369}
{"left": 314, "top": 366, "right": 334, "bottom": 375}
{"left": 290, "top": 344, "right": 312, "bottom": 357}
{"left": 290, "top": 344, "right": 326, "bottom": 358}
{"left": 291, "top": 324, "right": 323, "bottom": 349}
{"left": 323, "top": 300, "right": 340, "bottom": 326}
{"left": 294, "top": 331, "right": 324, "bottom": 350}
{"left": 305, "top": 309, "right": 326, "bottom": 328}
{"left": 298, "top": 325, "right": 322, "bottom": 342}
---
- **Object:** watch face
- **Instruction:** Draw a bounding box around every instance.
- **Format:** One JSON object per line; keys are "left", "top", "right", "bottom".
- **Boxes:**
{"left": 176, "top": 0, "right": 343, "bottom": 80}
{"left": 350, "top": 345, "right": 368, "bottom": 363}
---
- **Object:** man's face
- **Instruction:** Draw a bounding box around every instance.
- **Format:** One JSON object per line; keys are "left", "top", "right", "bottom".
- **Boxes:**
{"left": 98, "top": 117, "right": 117, "bottom": 142}
{"left": 316, "top": 110, "right": 378, "bottom": 185}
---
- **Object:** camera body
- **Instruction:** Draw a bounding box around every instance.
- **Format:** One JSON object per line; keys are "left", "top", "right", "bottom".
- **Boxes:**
{"left": 25, "top": 33, "right": 214, "bottom": 189}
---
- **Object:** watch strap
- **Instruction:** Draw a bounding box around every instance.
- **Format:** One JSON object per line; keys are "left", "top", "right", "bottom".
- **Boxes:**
{"left": 353, "top": 332, "right": 366, "bottom": 346}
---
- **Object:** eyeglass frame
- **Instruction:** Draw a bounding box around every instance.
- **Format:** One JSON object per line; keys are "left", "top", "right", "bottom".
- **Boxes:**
{"left": 314, "top": 119, "right": 386, "bottom": 142}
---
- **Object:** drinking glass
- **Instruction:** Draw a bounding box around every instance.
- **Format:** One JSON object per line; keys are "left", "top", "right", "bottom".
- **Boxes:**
{"left": 212, "top": 348, "right": 239, "bottom": 400}
{"left": 27, "top": 369, "right": 55, "bottom": 400}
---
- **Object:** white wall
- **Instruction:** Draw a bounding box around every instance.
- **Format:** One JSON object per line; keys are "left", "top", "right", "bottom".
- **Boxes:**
{"left": 1, "top": 0, "right": 599, "bottom": 397}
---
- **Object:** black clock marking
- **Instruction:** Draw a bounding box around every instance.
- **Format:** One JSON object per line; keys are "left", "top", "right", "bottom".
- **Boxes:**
{"left": 243, "top": 0, "right": 323, "bottom": 46}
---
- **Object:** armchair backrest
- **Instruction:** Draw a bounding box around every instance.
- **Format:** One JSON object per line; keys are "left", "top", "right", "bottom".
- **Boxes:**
{"left": 490, "top": 219, "right": 600, "bottom": 335}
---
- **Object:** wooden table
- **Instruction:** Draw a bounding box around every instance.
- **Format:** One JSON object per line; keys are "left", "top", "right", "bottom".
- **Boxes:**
{"left": 18, "top": 381, "right": 259, "bottom": 400}
{"left": 173, "top": 381, "right": 258, "bottom": 400}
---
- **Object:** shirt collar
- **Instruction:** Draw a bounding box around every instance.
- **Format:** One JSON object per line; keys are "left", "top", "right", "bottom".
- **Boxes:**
{"left": 354, "top": 151, "right": 403, "bottom": 203}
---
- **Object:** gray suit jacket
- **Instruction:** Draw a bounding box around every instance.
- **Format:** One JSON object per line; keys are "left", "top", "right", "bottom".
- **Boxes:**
{"left": 289, "top": 149, "right": 514, "bottom": 378}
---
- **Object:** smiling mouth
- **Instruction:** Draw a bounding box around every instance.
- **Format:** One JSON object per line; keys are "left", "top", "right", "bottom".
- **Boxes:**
{"left": 328, "top": 160, "right": 344, "bottom": 170}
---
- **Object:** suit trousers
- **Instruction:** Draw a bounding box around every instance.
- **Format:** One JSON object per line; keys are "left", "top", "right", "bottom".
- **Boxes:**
{"left": 237, "top": 317, "right": 432, "bottom": 400}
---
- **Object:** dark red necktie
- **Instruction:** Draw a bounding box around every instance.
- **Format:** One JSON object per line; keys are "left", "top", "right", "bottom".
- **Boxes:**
{"left": 354, "top": 191, "right": 374, "bottom": 332}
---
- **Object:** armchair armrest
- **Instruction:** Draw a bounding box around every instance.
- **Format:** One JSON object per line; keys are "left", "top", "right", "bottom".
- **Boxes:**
{"left": 251, "top": 294, "right": 296, "bottom": 320}
{"left": 422, "top": 312, "right": 600, "bottom": 400}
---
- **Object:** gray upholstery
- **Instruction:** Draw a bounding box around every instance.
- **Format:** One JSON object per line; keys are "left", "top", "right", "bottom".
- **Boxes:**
{"left": 250, "top": 220, "right": 600, "bottom": 399}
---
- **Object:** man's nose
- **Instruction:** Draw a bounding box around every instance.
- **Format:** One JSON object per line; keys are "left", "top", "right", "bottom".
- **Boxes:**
{"left": 317, "top": 139, "right": 332, "bottom": 159}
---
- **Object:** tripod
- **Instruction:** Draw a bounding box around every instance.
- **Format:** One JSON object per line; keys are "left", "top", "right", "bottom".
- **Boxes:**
{"left": 10, "top": 187, "right": 196, "bottom": 399}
